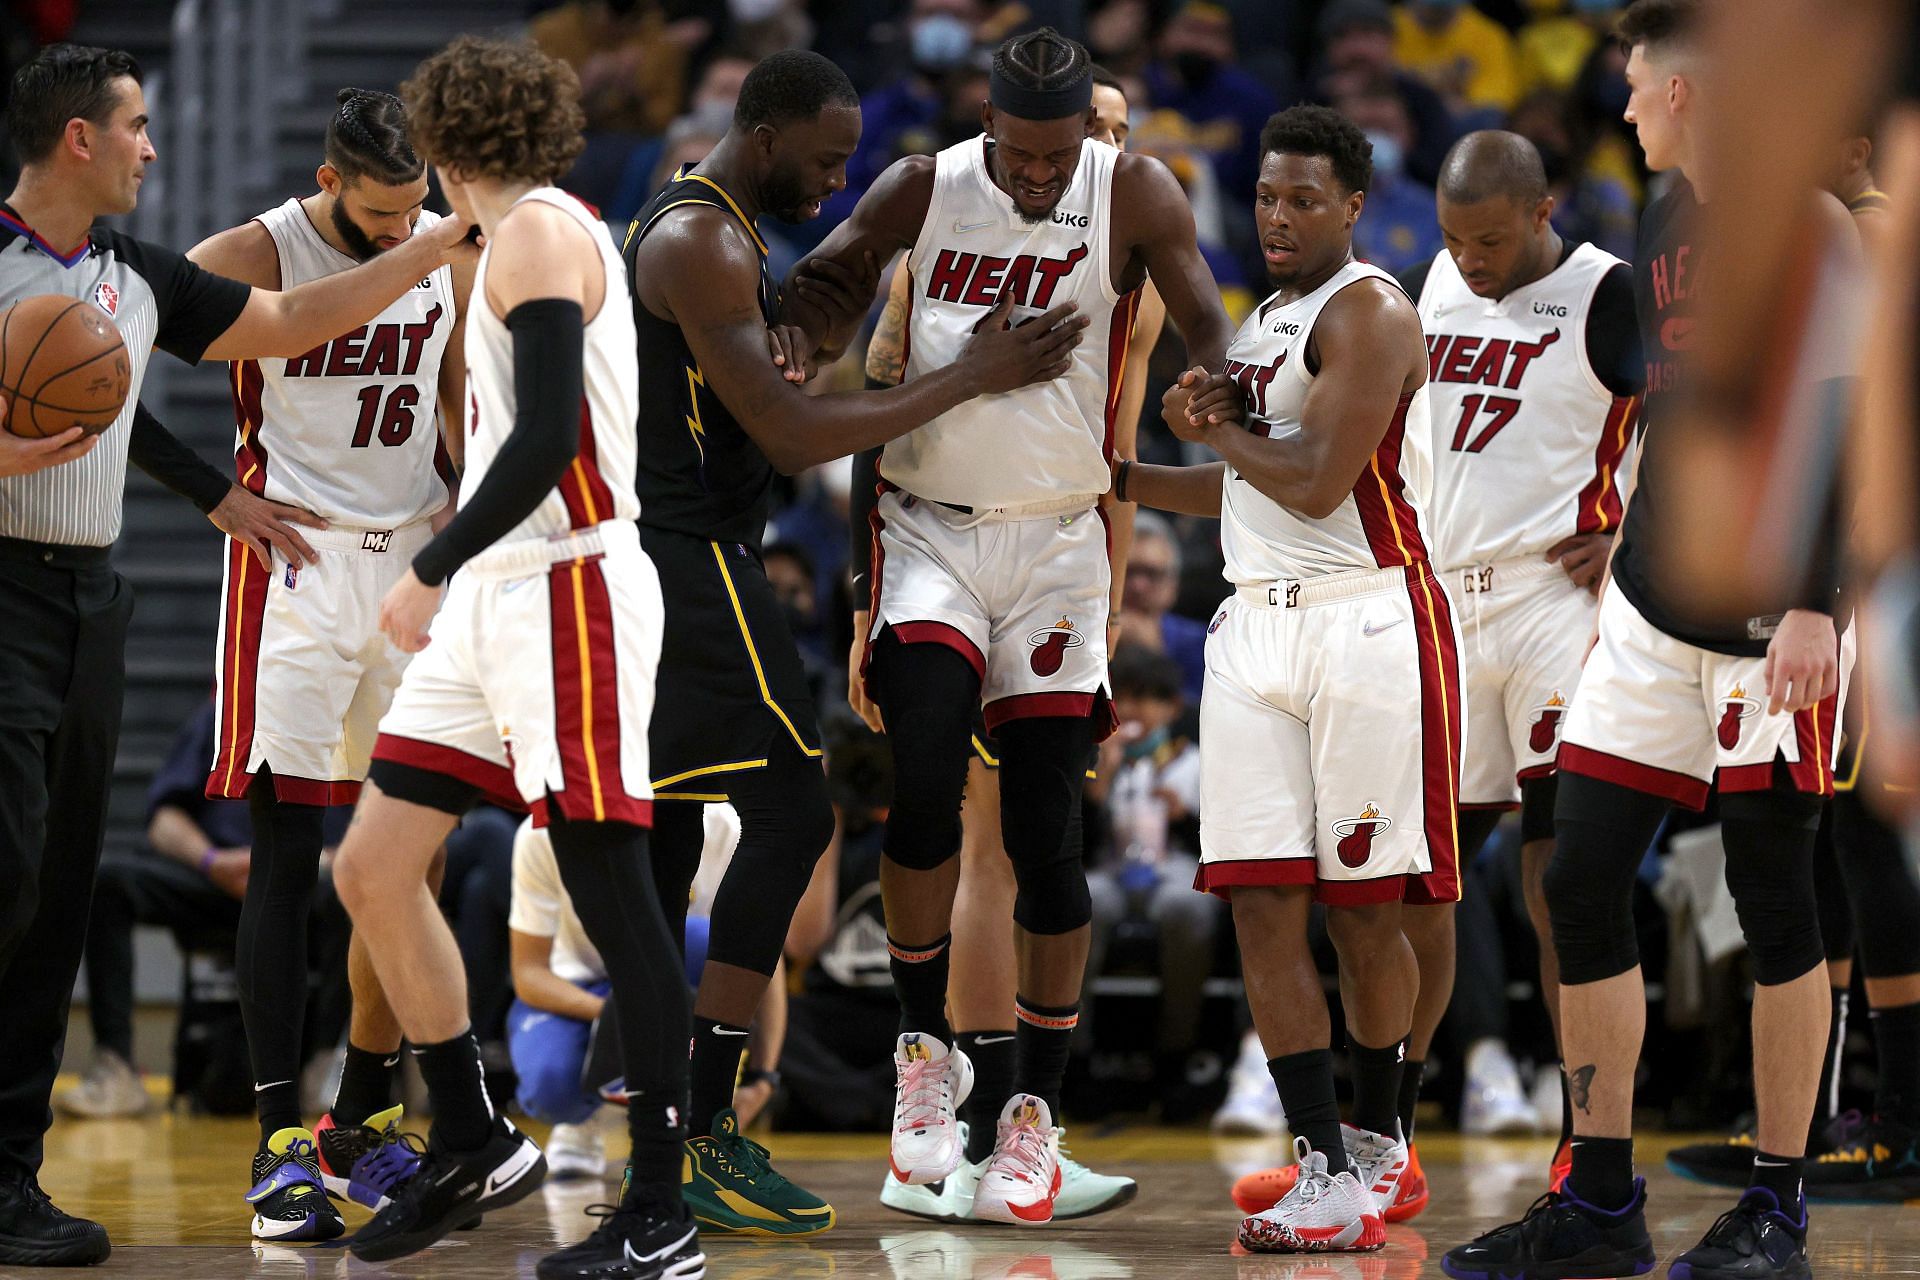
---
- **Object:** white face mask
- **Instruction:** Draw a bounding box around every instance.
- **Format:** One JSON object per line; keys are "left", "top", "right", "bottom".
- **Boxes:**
{"left": 729, "top": 0, "right": 787, "bottom": 22}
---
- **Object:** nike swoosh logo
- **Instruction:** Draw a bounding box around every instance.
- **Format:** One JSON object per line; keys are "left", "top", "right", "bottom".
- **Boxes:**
{"left": 972, "top": 1035, "right": 1014, "bottom": 1045}
{"left": 711, "top": 1026, "right": 749, "bottom": 1037}
{"left": 482, "top": 1140, "right": 540, "bottom": 1199}
{"left": 1361, "top": 619, "right": 1405, "bottom": 637}
{"left": 255, "top": 1080, "right": 293, "bottom": 1092}
{"left": 952, "top": 218, "right": 997, "bottom": 234}
{"left": 625, "top": 1226, "right": 696, "bottom": 1265}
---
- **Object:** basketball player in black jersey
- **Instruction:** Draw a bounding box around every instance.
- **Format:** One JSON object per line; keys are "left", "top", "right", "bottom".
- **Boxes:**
{"left": 1444, "top": 4, "right": 1849, "bottom": 1277}
{"left": 622, "top": 48, "right": 1087, "bottom": 1234}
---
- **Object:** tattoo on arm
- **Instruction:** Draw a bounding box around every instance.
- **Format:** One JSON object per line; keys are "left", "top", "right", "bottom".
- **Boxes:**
{"left": 1569, "top": 1063, "right": 1597, "bottom": 1114}
{"left": 864, "top": 282, "right": 909, "bottom": 385}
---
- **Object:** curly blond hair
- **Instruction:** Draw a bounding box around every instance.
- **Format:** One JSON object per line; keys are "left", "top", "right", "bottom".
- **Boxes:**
{"left": 401, "top": 36, "right": 585, "bottom": 184}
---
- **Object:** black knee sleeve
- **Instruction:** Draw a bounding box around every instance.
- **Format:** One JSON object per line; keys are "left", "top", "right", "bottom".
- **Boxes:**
{"left": 1547, "top": 773, "right": 1671, "bottom": 985}
{"left": 1813, "top": 807, "right": 1855, "bottom": 964}
{"left": 997, "top": 719, "right": 1096, "bottom": 935}
{"left": 1457, "top": 808, "right": 1505, "bottom": 862}
{"left": 1520, "top": 774, "right": 1559, "bottom": 845}
{"left": 1721, "top": 786, "right": 1828, "bottom": 986}
{"left": 870, "top": 630, "right": 978, "bottom": 872}
{"left": 648, "top": 800, "right": 705, "bottom": 959}
{"left": 238, "top": 776, "right": 329, "bottom": 1093}
{"left": 1834, "top": 786, "right": 1920, "bottom": 977}
{"left": 706, "top": 744, "right": 837, "bottom": 974}
{"left": 367, "top": 758, "right": 480, "bottom": 817}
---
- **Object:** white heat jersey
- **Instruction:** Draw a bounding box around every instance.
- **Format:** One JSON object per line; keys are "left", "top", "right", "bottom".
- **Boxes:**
{"left": 885, "top": 135, "right": 1135, "bottom": 508}
{"left": 234, "top": 199, "right": 454, "bottom": 528}
{"left": 463, "top": 187, "right": 640, "bottom": 540}
{"left": 1416, "top": 242, "right": 1638, "bottom": 569}
{"left": 1221, "top": 261, "right": 1435, "bottom": 582}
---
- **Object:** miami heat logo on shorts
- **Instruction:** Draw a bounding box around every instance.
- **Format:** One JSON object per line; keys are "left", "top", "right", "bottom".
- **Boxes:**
{"left": 1026, "top": 616, "right": 1084, "bottom": 676}
{"left": 1331, "top": 803, "right": 1392, "bottom": 869}
{"left": 1717, "top": 684, "right": 1763, "bottom": 749}
{"left": 1528, "top": 690, "right": 1569, "bottom": 755}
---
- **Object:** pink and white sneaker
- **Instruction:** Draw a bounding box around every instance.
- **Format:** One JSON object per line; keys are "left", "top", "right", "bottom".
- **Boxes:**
{"left": 889, "top": 1033, "right": 974, "bottom": 1185}
{"left": 1238, "top": 1137, "right": 1386, "bottom": 1254}
{"left": 970, "top": 1094, "right": 1062, "bottom": 1225}
{"left": 1342, "top": 1123, "right": 1410, "bottom": 1218}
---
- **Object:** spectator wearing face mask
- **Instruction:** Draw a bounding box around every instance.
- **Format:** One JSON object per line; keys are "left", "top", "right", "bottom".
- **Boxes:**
{"left": 1113, "top": 511, "right": 1208, "bottom": 704}
{"left": 1314, "top": 0, "right": 1461, "bottom": 186}
{"left": 1336, "top": 84, "right": 1445, "bottom": 276}
{"left": 1142, "top": 1, "right": 1288, "bottom": 203}
{"left": 1393, "top": 0, "right": 1522, "bottom": 119}
{"left": 842, "top": 0, "right": 984, "bottom": 201}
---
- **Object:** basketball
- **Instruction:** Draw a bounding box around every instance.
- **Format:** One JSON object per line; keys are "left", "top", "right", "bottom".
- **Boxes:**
{"left": 0, "top": 294, "right": 131, "bottom": 439}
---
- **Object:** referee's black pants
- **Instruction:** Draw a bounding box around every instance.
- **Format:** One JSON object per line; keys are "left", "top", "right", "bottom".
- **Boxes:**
{"left": 0, "top": 540, "right": 132, "bottom": 1177}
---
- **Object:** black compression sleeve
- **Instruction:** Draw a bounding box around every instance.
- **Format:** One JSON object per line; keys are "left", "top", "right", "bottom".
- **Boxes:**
{"left": 411, "top": 299, "right": 584, "bottom": 587}
{"left": 849, "top": 438, "right": 883, "bottom": 597}
{"left": 127, "top": 400, "right": 232, "bottom": 513}
{"left": 1585, "top": 263, "right": 1643, "bottom": 398}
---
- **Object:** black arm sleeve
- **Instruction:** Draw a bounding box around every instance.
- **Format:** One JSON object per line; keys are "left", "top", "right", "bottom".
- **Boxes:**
{"left": 102, "top": 230, "right": 252, "bottom": 364}
{"left": 410, "top": 299, "right": 584, "bottom": 587}
{"left": 848, "top": 433, "right": 883, "bottom": 599}
{"left": 1585, "top": 263, "right": 1644, "bottom": 398}
{"left": 127, "top": 401, "right": 232, "bottom": 513}
{"left": 1396, "top": 257, "right": 1433, "bottom": 303}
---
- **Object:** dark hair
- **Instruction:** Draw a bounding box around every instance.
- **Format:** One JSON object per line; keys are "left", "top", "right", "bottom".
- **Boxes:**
{"left": 6, "top": 44, "right": 142, "bottom": 166}
{"left": 326, "top": 88, "right": 423, "bottom": 185}
{"left": 1437, "top": 130, "right": 1549, "bottom": 206}
{"left": 994, "top": 27, "right": 1090, "bottom": 96}
{"left": 1259, "top": 104, "right": 1372, "bottom": 195}
{"left": 763, "top": 540, "right": 817, "bottom": 583}
{"left": 1089, "top": 62, "right": 1126, "bottom": 100}
{"left": 1110, "top": 647, "right": 1184, "bottom": 703}
{"left": 734, "top": 49, "right": 858, "bottom": 131}
{"left": 402, "top": 37, "right": 584, "bottom": 184}
{"left": 1617, "top": 0, "right": 1702, "bottom": 51}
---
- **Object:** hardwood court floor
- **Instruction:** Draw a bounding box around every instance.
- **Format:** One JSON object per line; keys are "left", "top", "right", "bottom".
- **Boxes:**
{"left": 30, "top": 1113, "right": 1920, "bottom": 1278}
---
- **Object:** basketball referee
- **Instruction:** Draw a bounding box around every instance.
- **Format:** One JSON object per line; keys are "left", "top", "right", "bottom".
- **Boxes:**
{"left": 0, "top": 45, "right": 476, "bottom": 1266}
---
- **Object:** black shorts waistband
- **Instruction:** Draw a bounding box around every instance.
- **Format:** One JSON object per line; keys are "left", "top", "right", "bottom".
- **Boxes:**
{"left": 0, "top": 535, "right": 114, "bottom": 570}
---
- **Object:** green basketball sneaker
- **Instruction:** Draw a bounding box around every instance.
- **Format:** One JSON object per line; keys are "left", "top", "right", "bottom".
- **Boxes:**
{"left": 681, "top": 1109, "right": 835, "bottom": 1237}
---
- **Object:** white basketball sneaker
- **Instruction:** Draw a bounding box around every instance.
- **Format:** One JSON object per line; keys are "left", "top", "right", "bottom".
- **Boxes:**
{"left": 1053, "top": 1131, "right": 1137, "bottom": 1219}
{"left": 1238, "top": 1137, "right": 1386, "bottom": 1254}
{"left": 970, "top": 1095, "right": 1062, "bottom": 1225}
{"left": 1341, "top": 1123, "right": 1409, "bottom": 1218}
{"left": 890, "top": 1033, "right": 974, "bottom": 1185}
{"left": 880, "top": 1150, "right": 987, "bottom": 1222}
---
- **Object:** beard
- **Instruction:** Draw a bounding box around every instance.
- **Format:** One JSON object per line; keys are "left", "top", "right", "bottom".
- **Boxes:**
{"left": 330, "top": 198, "right": 384, "bottom": 261}
{"left": 764, "top": 163, "right": 815, "bottom": 225}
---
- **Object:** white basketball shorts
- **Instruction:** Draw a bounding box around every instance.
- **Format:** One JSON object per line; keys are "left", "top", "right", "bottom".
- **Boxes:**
{"left": 372, "top": 521, "right": 662, "bottom": 826}
{"left": 1197, "top": 562, "right": 1465, "bottom": 906}
{"left": 208, "top": 520, "right": 431, "bottom": 805}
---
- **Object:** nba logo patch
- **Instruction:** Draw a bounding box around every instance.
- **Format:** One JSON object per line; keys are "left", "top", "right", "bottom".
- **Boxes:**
{"left": 1207, "top": 608, "right": 1227, "bottom": 634}
{"left": 283, "top": 562, "right": 298, "bottom": 590}
{"left": 92, "top": 281, "right": 119, "bottom": 316}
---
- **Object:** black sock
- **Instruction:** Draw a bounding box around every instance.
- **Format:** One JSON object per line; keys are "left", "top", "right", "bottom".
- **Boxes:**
{"left": 1568, "top": 1136, "right": 1635, "bottom": 1211}
{"left": 1268, "top": 1049, "right": 1347, "bottom": 1176}
{"left": 958, "top": 1030, "right": 1015, "bottom": 1164}
{"left": 332, "top": 1042, "right": 400, "bottom": 1126}
{"left": 1749, "top": 1149, "right": 1804, "bottom": 1209}
{"left": 1870, "top": 1000, "right": 1920, "bottom": 1123}
{"left": 238, "top": 776, "right": 326, "bottom": 1144}
{"left": 1349, "top": 1037, "right": 1405, "bottom": 1138}
{"left": 1013, "top": 998, "right": 1077, "bottom": 1116}
{"left": 888, "top": 933, "right": 952, "bottom": 1041}
{"left": 412, "top": 1031, "right": 494, "bottom": 1152}
{"left": 1398, "top": 1056, "right": 1425, "bottom": 1142}
{"left": 1558, "top": 1066, "right": 1573, "bottom": 1150}
{"left": 625, "top": 1088, "right": 688, "bottom": 1204}
{"left": 687, "top": 1019, "right": 749, "bottom": 1137}
{"left": 1816, "top": 986, "right": 1849, "bottom": 1129}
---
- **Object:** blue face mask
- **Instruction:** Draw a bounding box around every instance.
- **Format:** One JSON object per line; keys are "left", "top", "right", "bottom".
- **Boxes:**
{"left": 911, "top": 13, "right": 973, "bottom": 73}
{"left": 1571, "top": 0, "right": 1618, "bottom": 13}
{"left": 1364, "top": 129, "right": 1404, "bottom": 179}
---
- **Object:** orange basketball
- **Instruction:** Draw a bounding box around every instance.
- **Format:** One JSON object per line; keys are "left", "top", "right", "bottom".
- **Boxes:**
{"left": 0, "top": 294, "right": 131, "bottom": 439}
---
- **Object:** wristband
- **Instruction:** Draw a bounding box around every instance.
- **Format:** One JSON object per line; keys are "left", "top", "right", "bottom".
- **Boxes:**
{"left": 739, "top": 1066, "right": 782, "bottom": 1092}
{"left": 199, "top": 847, "right": 219, "bottom": 875}
{"left": 1115, "top": 458, "right": 1133, "bottom": 503}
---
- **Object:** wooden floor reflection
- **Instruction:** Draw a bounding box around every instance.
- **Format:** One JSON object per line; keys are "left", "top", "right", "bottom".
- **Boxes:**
{"left": 32, "top": 1113, "right": 1920, "bottom": 1277}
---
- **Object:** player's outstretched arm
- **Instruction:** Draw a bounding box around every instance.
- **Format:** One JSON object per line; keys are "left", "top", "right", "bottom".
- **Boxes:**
{"left": 1119, "top": 154, "right": 1234, "bottom": 371}
{"left": 1200, "top": 280, "right": 1418, "bottom": 519}
{"left": 199, "top": 214, "right": 478, "bottom": 362}
{"left": 778, "top": 156, "right": 932, "bottom": 360}
{"left": 658, "top": 207, "right": 1087, "bottom": 474}
{"left": 1119, "top": 457, "right": 1226, "bottom": 518}
{"left": 380, "top": 204, "right": 596, "bottom": 651}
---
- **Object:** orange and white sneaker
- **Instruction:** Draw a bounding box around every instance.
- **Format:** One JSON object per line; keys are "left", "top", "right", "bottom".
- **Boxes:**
{"left": 1548, "top": 1139, "right": 1572, "bottom": 1193}
{"left": 1237, "top": 1137, "right": 1385, "bottom": 1254}
{"left": 890, "top": 1033, "right": 974, "bottom": 1185}
{"left": 970, "top": 1095, "right": 1062, "bottom": 1225}
{"left": 1233, "top": 1141, "right": 1429, "bottom": 1224}
{"left": 1342, "top": 1124, "right": 1408, "bottom": 1219}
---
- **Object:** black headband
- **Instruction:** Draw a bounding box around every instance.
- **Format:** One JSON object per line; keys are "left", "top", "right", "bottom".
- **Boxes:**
{"left": 988, "top": 65, "right": 1092, "bottom": 120}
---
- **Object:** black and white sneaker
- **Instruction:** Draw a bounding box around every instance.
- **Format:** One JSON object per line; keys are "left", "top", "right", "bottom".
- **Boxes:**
{"left": 536, "top": 1197, "right": 705, "bottom": 1279}
{"left": 348, "top": 1117, "right": 545, "bottom": 1261}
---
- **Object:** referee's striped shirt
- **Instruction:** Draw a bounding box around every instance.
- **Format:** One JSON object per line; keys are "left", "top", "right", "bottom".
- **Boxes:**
{"left": 0, "top": 203, "right": 248, "bottom": 546}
